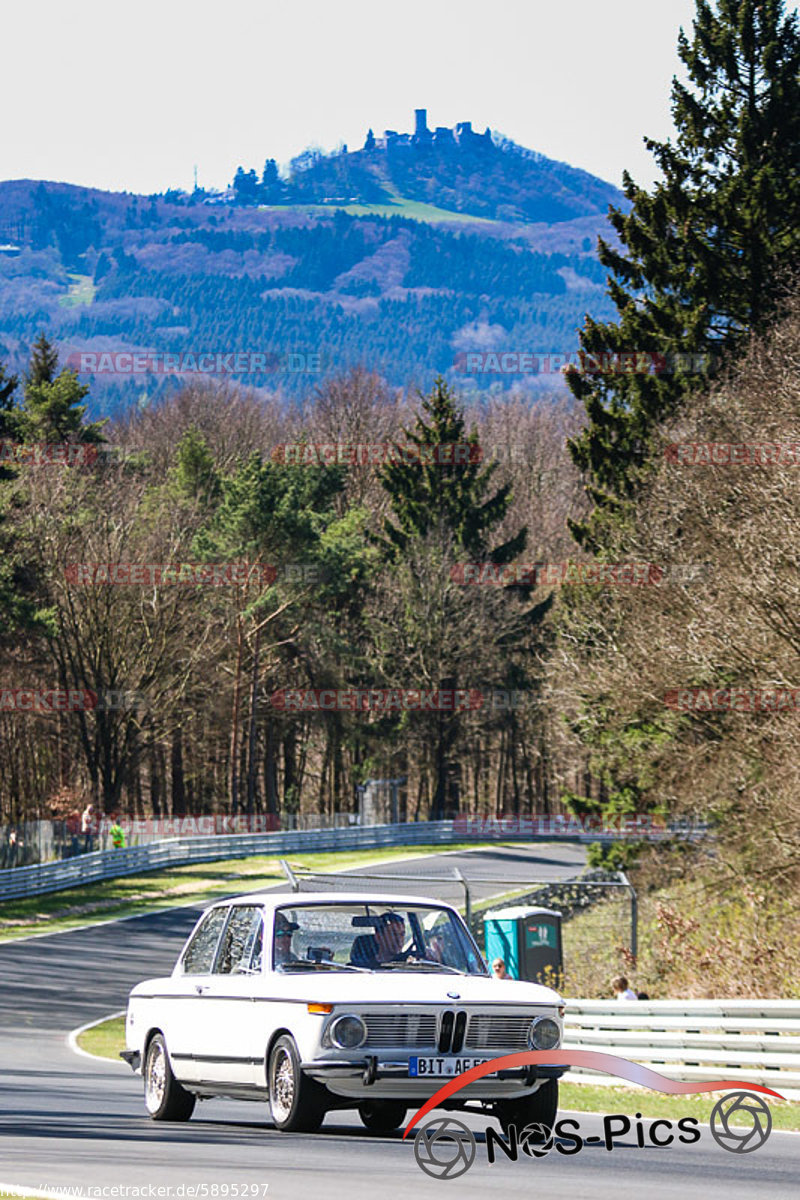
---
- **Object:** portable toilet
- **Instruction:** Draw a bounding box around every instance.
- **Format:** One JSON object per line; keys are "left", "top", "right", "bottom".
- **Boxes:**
{"left": 484, "top": 905, "right": 563, "bottom": 985}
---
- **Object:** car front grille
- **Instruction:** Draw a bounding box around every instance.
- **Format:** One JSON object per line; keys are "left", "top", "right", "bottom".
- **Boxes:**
{"left": 363, "top": 1013, "right": 438, "bottom": 1048}
{"left": 360, "top": 1010, "right": 537, "bottom": 1052}
{"left": 464, "top": 1014, "right": 533, "bottom": 1051}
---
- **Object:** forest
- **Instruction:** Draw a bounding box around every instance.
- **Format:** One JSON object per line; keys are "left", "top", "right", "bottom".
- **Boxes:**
{"left": 0, "top": 1, "right": 799, "bottom": 993}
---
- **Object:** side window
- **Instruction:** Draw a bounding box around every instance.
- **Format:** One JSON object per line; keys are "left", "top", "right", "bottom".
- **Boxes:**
{"left": 181, "top": 907, "right": 227, "bottom": 975}
{"left": 249, "top": 920, "right": 264, "bottom": 973}
{"left": 213, "top": 906, "right": 264, "bottom": 975}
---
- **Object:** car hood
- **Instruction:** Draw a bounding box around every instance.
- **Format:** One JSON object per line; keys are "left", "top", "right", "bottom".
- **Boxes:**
{"left": 273, "top": 972, "right": 562, "bottom": 1007}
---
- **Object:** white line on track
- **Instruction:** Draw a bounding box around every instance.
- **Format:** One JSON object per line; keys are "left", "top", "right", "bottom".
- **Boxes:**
{"left": 66, "top": 1008, "right": 127, "bottom": 1062}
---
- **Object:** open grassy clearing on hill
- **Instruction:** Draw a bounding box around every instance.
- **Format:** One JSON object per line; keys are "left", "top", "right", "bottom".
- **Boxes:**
{"left": 58, "top": 272, "right": 96, "bottom": 306}
{"left": 260, "top": 198, "right": 498, "bottom": 224}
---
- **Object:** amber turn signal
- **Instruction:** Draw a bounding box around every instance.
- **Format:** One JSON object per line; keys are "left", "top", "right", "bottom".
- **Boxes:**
{"left": 307, "top": 1003, "right": 334, "bottom": 1014}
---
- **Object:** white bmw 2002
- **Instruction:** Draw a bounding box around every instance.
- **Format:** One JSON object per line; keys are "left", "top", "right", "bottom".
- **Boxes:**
{"left": 122, "top": 891, "right": 565, "bottom": 1134}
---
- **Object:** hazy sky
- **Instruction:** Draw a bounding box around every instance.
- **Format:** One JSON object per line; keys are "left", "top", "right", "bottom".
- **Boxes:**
{"left": 0, "top": 0, "right": 756, "bottom": 196}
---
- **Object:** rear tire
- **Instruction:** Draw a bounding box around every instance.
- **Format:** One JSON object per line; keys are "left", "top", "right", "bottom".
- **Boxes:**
{"left": 143, "top": 1033, "right": 196, "bottom": 1122}
{"left": 496, "top": 1078, "right": 558, "bottom": 1139}
{"left": 268, "top": 1035, "right": 327, "bottom": 1132}
{"left": 358, "top": 1100, "right": 407, "bottom": 1135}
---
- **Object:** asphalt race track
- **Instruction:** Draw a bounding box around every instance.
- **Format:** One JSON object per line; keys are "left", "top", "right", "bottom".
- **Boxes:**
{"left": 0, "top": 843, "right": 796, "bottom": 1199}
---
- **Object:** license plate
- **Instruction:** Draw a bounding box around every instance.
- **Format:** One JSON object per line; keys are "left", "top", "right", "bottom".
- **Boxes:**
{"left": 408, "top": 1056, "right": 494, "bottom": 1077}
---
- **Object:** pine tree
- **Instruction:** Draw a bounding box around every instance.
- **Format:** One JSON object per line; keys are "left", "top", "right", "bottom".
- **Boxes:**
{"left": 377, "top": 379, "right": 533, "bottom": 821}
{"left": 0, "top": 359, "right": 20, "bottom": 447}
{"left": 566, "top": 0, "right": 800, "bottom": 551}
{"left": 378, "top": 377, "right": 526, "bottom": 563}
{"left": 172, "top": 427, "right": 221, "bottom": 507}
{"left": 0, "top": 359, "right": 39, "bottom": 640}
{"left": 27, "top": 331, "right": 59, "bottom": 389}
{"left": 21, "top": 335, "right": 106, "bottom": 444}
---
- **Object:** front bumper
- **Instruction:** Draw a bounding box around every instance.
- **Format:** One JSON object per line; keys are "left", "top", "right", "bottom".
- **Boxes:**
{"left": 302, "top": 1056, "right": 566, "bottom": 1101}
{"left": 120, "top": 1049, "right": 141, "bottom": 1071}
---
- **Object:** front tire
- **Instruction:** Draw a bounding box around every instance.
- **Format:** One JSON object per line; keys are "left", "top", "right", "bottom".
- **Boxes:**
{"left": 268, "top": 1035, "right": 327, "bottom": 1132}
{"left": 143, "top": 1033, "right": 196, "bottom": 1122}
{"left": 358, "top": 1100, "right": 407, "bottom": 1135}
{"left": 496, "top": 1078, "right": 558, "bottom": 1139}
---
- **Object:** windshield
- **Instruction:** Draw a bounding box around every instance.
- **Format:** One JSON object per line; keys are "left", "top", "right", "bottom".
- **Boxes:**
{"left": 272, "top": 902, "right": 487, "bottom": 975}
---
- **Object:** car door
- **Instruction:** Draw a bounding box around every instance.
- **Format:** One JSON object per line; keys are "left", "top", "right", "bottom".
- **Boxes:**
{"left": 166, "top": 904, "right": 229, "bottom": 1084}
{"left": 194, "top": 904, "right": 266, "bottom": 1087}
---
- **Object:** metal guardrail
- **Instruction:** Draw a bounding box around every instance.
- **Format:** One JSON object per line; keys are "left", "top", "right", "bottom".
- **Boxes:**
{"left": 0, "top": 821, "right": 461, "bottom": 902}
{"left": 563, "top": 999, "right": 800, "bottom": 1099}
{"left": 0, "top": 817, "right": 702, "bottom": 904}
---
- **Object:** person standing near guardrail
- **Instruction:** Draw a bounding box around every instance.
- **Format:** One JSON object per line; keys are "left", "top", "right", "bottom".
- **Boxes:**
{"left": 612, "top": 975, "right": 638, "bottom": 999}
{"left": 3, "top": 828, "right": 19, "bottom": 868}
{"left": 65, "top": 810, "right": 81, "bottom": 858}
{"left": 109, "top": 815, "right": 126, "bottom": 849}
{"left": 81, "top": 803, "right": 96, "bottom": 853}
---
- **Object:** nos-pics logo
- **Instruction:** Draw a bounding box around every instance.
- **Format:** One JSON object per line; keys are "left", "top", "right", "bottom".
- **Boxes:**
{"left": 413, "top": 1093, "right": 773, "bottom": 1178}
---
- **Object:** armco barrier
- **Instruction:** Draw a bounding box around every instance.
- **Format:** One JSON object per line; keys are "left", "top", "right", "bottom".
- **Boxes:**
{"left": 0, "top": 821, "right": 462, "bottom": 903}
{"left": 563, "top": 999, "right": 800, "bottom": 1099}
{"left": 0, "top": 817, "right": 699, "bottom": 904}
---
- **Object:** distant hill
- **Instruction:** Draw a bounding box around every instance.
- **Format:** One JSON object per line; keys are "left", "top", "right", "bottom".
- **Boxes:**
{"left": 0, "top": 114, "right": 623, "bottom": 416}
{"left": 230, "top": 110, "right": 621, "bottom": 226}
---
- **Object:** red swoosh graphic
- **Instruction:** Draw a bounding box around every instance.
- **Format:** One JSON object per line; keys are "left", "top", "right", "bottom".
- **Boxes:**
{"left": 402, "top": 1050, "right": 785, "bottom": 1138}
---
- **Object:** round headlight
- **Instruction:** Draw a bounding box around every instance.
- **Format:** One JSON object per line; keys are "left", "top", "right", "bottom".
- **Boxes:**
{"left": 528, "top": 1016, "right": 560, "bottom": 1051}
{"left": 329, "top": 1014, "right": 367, "bottom": 1050}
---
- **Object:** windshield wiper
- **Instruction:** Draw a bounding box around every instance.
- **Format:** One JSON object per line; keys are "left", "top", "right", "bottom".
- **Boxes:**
{"left": 277, "top": 961, "right": 369, "bottom": 973}
{"left": 375, "top": 960, "right": 466, "bottom": 974}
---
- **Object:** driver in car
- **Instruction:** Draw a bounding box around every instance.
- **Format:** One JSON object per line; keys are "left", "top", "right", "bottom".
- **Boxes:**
{"left": 350, "top": 911, "right": 409, "bottom": 967}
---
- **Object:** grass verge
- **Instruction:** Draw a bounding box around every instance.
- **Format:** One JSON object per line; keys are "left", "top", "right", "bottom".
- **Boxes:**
{"left": 78, "top": 1017, "right": 800, "bottom": 1130}
{"left": 0, "top": 841, "right": 487, "bottom": 943}
{"left": 560, "top": 1081, "right": 800, "bottom": 1130}
{"left": 77, "top": 1015, "right": 126, "bottom": 1059}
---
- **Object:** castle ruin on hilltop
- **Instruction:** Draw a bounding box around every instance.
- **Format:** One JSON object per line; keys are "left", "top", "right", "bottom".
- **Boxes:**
{"left": 365, "top": 109, "right": 493, "bottom": 152}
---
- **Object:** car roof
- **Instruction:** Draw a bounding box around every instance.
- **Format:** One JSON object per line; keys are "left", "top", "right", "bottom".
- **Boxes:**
{"left": 209, "top": 891, "right": 457, "bottom": 911}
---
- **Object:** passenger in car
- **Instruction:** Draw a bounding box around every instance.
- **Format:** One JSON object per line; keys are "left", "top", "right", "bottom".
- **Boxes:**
{"left": 426, "top": 932, "right": 446, "bottom": 962}
{"left": 273, "top": 913, "right": 301, "bottom": 965}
